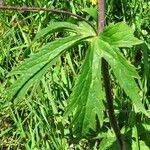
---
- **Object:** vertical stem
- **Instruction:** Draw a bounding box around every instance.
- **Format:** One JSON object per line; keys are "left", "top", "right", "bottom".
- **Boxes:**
{"left": 98, "top": 0, "right": 104, "bottom": 33}
{"left": 102, "top": 60, "right": 126, "bottom": 150}
{"left": 98, "top": 0, "right": 126, "bottom": 149}
{"left": 0, "top": 0, "right": 4, "bottom": 5}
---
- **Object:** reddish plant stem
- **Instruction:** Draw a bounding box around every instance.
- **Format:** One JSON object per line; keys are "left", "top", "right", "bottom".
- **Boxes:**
{"left": 98, "top": 0, "right": 104, "bottom": 33}
{"left": 102, "top": 60, "right": 126, "bottom": 150}
{"left": 98, "top": 0, "right": 126, "bottom": 150}
{"left": 0, "top": 5, "right": 97, "bottom": 35}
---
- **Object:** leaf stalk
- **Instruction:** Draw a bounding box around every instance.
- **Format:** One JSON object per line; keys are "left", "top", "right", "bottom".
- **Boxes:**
{"left": 0, "top": 5, "right": 98, "bottom": 35}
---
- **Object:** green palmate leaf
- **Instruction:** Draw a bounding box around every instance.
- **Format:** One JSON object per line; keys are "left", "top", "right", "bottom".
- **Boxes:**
{"left": 97, "top": 39, "right": 150, "bottom": 117}
{"left": 64, "top": 38, "right": 104, "bottom": 135}
{"left": 34, "top": 21, "right": 96, "bottom": 41}
{"left": 7, "top": 35, "right": 85, "bottom": 102}
{"left": 100, "top": 22, "right": 143, "bottom": 47}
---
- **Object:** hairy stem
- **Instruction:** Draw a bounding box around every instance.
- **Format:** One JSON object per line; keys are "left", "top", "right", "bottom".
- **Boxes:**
{"left": 0, "top": 5, "right": 97, "bottom": 35}
{"left": 98, "top": 0, "right": 104, "bottom": 33}
{"left": 101, "top": 59, "right": 126, "bottom": 150}
{"left": 98, "top": 0, "right": 126, "bottom": 149}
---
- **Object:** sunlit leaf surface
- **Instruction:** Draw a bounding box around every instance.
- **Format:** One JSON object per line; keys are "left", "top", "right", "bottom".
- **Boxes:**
{"left": 64, "top": 38, "right": 104, "bottom": 135}
{"left": 100, "top": 22, "right": 143, "bottom": 47}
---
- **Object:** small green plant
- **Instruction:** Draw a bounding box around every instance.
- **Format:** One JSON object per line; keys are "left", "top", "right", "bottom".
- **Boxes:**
{"left": 0, "top": 0, "right": 150, "bottom": 149}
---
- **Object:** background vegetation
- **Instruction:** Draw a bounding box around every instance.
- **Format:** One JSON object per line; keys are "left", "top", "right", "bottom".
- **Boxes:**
{"left": 0, "top": 0, "right": 150, "bottom": 149}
